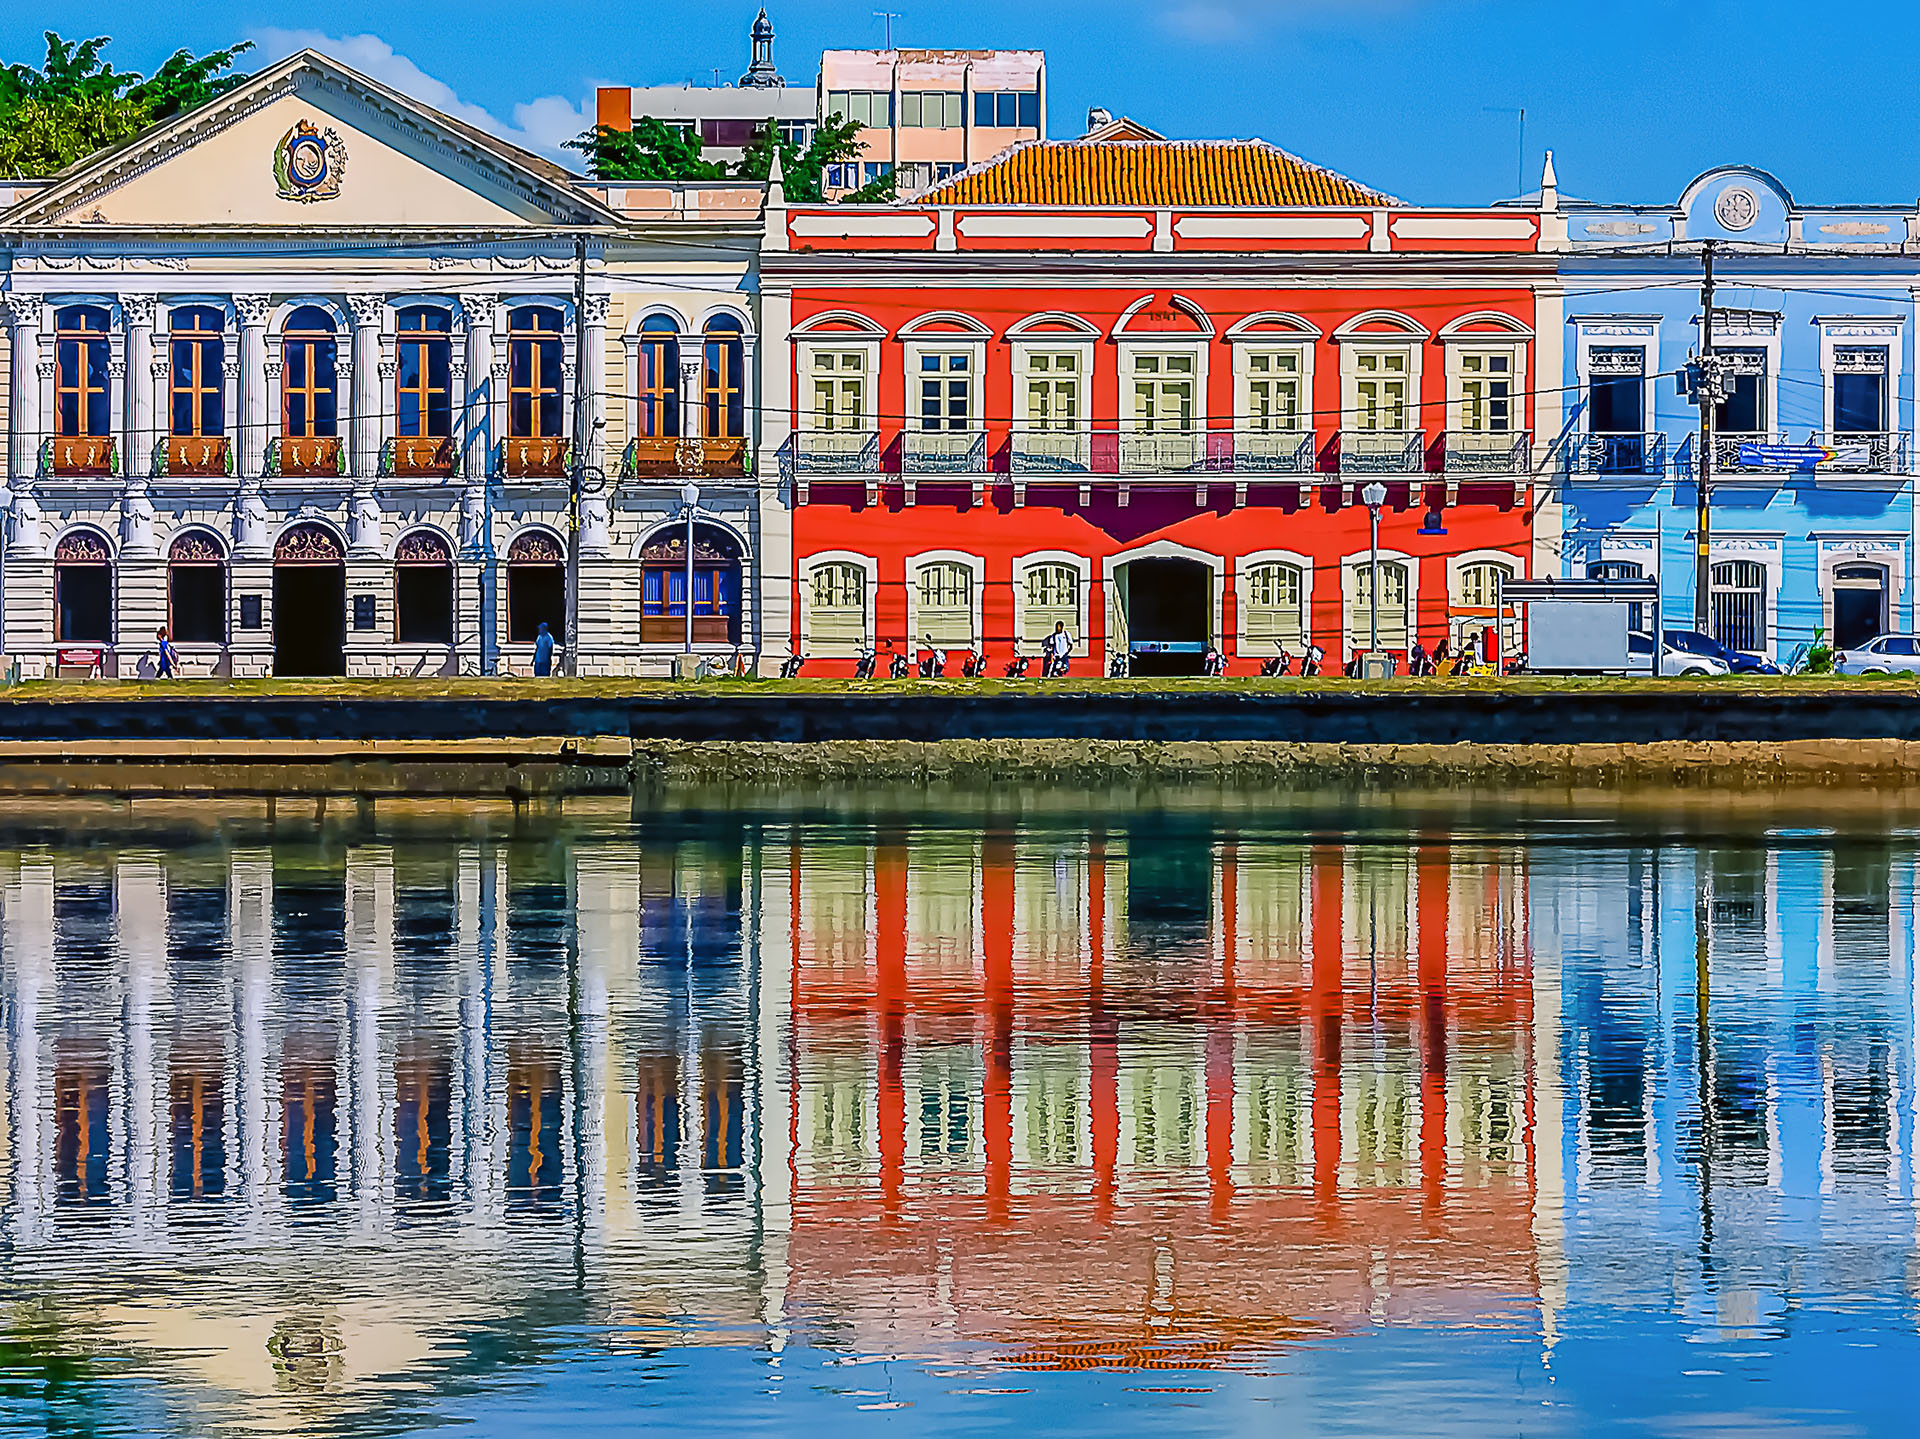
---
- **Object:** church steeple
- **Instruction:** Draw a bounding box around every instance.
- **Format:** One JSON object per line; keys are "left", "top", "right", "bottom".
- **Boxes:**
{"left": 740, "top": 8, "right": 783, "bottom": 88}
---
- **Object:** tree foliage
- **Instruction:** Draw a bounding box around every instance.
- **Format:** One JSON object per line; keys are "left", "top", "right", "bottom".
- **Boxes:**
{"left": 569, "top": 112, "right": 898, "bottom": 204}
{"left": 0, "top": 32, "right": 253, "bottom": 177}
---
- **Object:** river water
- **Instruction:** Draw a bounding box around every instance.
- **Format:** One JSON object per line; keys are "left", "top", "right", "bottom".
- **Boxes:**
{"left": 0, "top": 790, "right": 1915, "bottom": 1436}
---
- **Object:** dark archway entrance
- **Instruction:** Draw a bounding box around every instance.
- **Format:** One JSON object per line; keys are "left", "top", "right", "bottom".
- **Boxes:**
{"left": 1120, "top": 556, "right": 1211, "bottom": 675}
{"left": 1832, "top": 563, "right": 1890, "bottom": 651}
{"left": 273, "top": 523, "right": 346, "bottom": 676}
{"left": 640, "top": 522, "right": 743, "bottom": 646}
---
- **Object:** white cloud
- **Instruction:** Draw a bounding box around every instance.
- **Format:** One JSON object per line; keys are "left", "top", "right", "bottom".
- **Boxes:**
{"left": 248, "top": 28, "right": 592, "bottom": 163}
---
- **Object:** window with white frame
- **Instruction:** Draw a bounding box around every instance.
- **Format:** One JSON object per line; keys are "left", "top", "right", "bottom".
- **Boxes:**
{"left": 1457, "top": 352, "right": 1514, "bottom": 432}
{"left": 1454, "top": 560, "right": 1512, "bottom": 610}
{"left": 1833, "top": 346, "right": 1889, "bottom": 435}
{"left": 1131, "top": 353, "right": 1196, "bottom": 431}
{"left": 825, "top": 90, "right": 892, "bottom": 127}
{"left": 1352, "top": 351, "right": 1410, "bottom": 430}
{"left": 915, "top": 561, "right": 975, "bottom": 646}
{"left": 917, "top": 352, "right": 972, "bottom": 431}
{"left": 1242, "top": 562, "right": 1305, "bottom": 651}
{"left": 900, "top": 91, "right": 962, "bottom": 128}
{"left": 1710, "top": 560, "right": 1768, "bottom": 655}
{"left": 808, "top": 562, "right": 868, "bottom": 655}
{"left": 1715, "top": 349, "right": 1768, "bottom": 435}
{"left": 1347, "top": 560, "right": 1410, "bottom": 649}
{"left": 1243, "top": 350, "right": 1304, "bottom": 431}
{"left": 1021, "top": 564, "right": 1080, "bottom": 645}
{"left": 809, "top": 351, "right": 867, "bottom": 430}
{"left": 1024, "top": 351, "right": 1082, "bottom": 429}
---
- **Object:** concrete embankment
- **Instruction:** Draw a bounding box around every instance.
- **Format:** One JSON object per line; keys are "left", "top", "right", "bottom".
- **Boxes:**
{"left": 0, "top": 734, "right": 1916, "bottom": 799}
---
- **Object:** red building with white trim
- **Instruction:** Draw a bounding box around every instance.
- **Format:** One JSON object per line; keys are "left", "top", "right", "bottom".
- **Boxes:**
{"left": 758, "top": 135, "right": 1558, "bottom": 675}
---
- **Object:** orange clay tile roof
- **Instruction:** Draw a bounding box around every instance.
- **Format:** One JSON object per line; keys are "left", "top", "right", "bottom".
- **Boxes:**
{"left": 913, "top": 139, "right": 1400, "bottom": 208}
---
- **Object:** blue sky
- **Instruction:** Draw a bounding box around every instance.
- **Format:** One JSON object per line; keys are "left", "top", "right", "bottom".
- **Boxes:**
{"left": 9, "top": 0, "right": 1920, "bottom": 205}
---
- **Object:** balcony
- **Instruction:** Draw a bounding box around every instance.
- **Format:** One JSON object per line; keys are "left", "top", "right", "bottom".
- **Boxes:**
{"left": 159, "top": 435, "right": 230, "bottom": 477}
{"left": 1337, "top": 429, "right": 1425, "bottom": 474}
{"left": 267, "top": 435, "right": 345, "bottom": 478}
{"left": 382, "top": 436, "right": 456, "bottom": 478}
{"left": 1443, "top": 429, "right": 1532, "bottom": 475}
{"left": 1119, "top": 430, "right": 1205, "bottom": 474}
{"left": 1567, "top": 432, "right": 1667, "bottom": 476}
{"left": 790, "top": 430, "right": 880, "bottom": 475}
{"left": 1009, "top": 428, "right": 1092, "bottom": 474}
{"left": 621, "top": 436, "right": 751, "bottom": 480}
{"left": 42, "top": 435, "right": 118, "bottom": 477}
{"left": 1223, "top": 429, "right": 1316, "bottom": 474}
{"left": 500, "top": 436, "right": 570, "bottom": 479}
{"left": 1810, "top": 431, "right": 1909, "bottom": 474}
{"left": 902, "top": 429, "right": 988, "bottom": 474}
{"left": 1712, "top": 433, "right": 1788, "bottom": 473}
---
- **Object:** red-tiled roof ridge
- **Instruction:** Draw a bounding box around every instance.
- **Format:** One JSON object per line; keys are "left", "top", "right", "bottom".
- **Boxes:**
{"left": 905, "top": 137, "right": 1402, "bottom": 208}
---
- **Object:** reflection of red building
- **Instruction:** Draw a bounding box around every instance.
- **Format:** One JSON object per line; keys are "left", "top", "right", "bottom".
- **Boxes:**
{"left": 779, "top": 834, "right": 1539, "bottom": 1364}
{"left": 761, "top": 138, "right": 1552, "bottom": 675}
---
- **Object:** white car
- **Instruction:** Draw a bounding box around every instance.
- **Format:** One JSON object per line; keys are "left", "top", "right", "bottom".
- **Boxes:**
{"left": 1627, "top": 632, "right": 1731, "bottom": 677}
{"left": 1835, "top": 633, "right": 1920, "bottom": 676}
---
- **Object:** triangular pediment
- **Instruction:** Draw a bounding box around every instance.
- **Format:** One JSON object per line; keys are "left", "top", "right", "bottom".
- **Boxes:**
{"left": 2, "top": 50, "right": 615, "bottom": 231}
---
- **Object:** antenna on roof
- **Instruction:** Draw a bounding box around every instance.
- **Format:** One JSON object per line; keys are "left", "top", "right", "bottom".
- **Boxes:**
{"left": 872, "top": 11, "right": 901, "bottom": 49}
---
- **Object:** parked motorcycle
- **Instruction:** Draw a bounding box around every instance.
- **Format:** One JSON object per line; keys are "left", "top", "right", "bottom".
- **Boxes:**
{"left": 1301, "top": 643, "right": 1325, "bottom": 677}
{"left": 1203, "top": 645, "right": 1226, "bottom": 677}
{"left": 888, "top": 649, "right": 912, "bottom": 679}
{"left": 778, "top": 652, "right": 805, "bottom": 678}
{"left": 1004, "top": 653, "right": 1032, "bottom": 678}
{"left": 1108, "top": 651, "right": 1131, "bottom": 678}
{"left": 853, "top": 645, "right": 877, "bottom": 680}
{"left": 1259, "top": 645, "right": 1294, "bottom": 678}
{"left": 962, "top": 649, "right": 988, "bottom": 678}
{"left": 917, "top": 637, "right": 947, "bottom": 679}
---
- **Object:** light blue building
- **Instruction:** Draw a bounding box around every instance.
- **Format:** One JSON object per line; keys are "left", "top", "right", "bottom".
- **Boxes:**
{"left": 1555, "top": 167, "right": 1917, "bottom": 658}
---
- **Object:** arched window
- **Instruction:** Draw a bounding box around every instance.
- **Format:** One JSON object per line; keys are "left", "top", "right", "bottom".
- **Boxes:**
{"left": 54, "top": 530, "right": 114, "bottom": 644}
{"left": 505, "top": 530, "right": 565, "bottom": 644}
{"left": 53, "top": 307, "right": 112, "bottom": 475}
{"left": 637, "top": 314, "right": 681, "bottom": 440}
{"left": 808, "top": 563, "right": 867, "bottom": 656}
{"left": 1348, "top": 559, "right": 1409, "bottom": 652}
{"left": 280, "top": 305, "right": 341, "bottom": 477}
{"left": 915, "top": 561, "right": 974, "bottom": 647}
{"left": 1711, "top": 559, "right": 1769, "bottom": 655}
{"left": 1021, "top": 563, "right": 1080, "bottom": 646}
{"left": 507, "top": 306, "right": 565, "bottom": 441}
{"left": 703, "top": 315, "right": 745, "bottom": 441}
{"left": 168, "top": 306, "right": 226, "bottom": 476}
{"left": 642, "top": 523, "right": 742, "bottom": 645}
{"left": 1243, "top": 562, "right": 1304, "bottom": 652}
{"left": 395, "top": 530, "right": 455, "bottom": 645}
{"left": 395, "top": 307, "right": 453, "bottom": 474}
{"left": 1455, "top": 561, "right": 1512, "bottom": 611}
{"left": 167, "top": 530, "right": 227, "bottom": 645}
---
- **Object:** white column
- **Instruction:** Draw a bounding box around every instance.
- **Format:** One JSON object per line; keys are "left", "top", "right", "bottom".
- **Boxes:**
{"left": 347, "top": 295, "right": 386, "bottom": 480}
{"left": 235, "top": 295, "right": 271, "bottom": 478}
{"left": 230, "top": 850, "right": 276, "bottom": 1226}
{"left": 123, "top": 295, "right": 156, "bottom": 478}
{"left": 462, "top": 294, "right": 498, "bottom": 480}
{"left": 6, "top": 295, "right": 43, "bottom": 479}
{"left": 116, "top": 857, "right": 170, "bottom": 1236}
{"left": 5, "top": 859, "right": 55, "bottom": 1246}
{"left": 346, "top": 846, "right": 395, "bottom": 1231}
{"left": 583, "top": 294, "right": 611, "bottom": 473}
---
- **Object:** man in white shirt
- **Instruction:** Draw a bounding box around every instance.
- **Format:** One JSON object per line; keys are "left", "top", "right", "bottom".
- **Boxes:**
{"left": 1044, "top": 621, "right": 1075, "bottom": 677}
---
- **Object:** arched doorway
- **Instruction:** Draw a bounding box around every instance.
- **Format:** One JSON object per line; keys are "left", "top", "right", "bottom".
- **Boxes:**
{"left": 1832, "top": 563, "right": 1890, "bottom": 651}
{"left": 53, "top": 530, "right": 114, "bottom": 645}
{"left": 273, "top": 523, "right": 346, "bottom": 676}
{"left": 394, "top": 529, "right": 455, "bottom": 644}
{"left": 640, "top": 522, "right": 742, "bottom": 645}
{"left": 506, "top": 530, "right": 565, "bottom": 643}
{"left": 1116, "top": 556, "right": 1211, "bottom": 675}
{"left": 168, "top": 529, "right": 228, "bottom": 644}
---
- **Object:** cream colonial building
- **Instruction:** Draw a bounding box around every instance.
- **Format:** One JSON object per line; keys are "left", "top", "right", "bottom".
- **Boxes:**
{"left": 0, "top": 50, "right": 785, "bottom": 679}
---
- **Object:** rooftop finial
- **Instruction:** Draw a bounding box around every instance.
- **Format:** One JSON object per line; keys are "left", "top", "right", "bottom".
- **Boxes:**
{"left": 1540, "top": 149, "right": 1558, "bottom": 213}
{"left": 740, "top": 7, "right": 783, "bottom": 88}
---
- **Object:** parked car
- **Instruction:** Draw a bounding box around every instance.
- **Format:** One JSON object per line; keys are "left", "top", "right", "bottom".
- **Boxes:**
{"left": 1661, "top": 628, "right": 1783, "bottom": 675}
{"left": 1835, "top": 633, "right": 1920, "bottom": 676}
{"left": 1627, "top": 631, "right": 1731, "bottom": 677}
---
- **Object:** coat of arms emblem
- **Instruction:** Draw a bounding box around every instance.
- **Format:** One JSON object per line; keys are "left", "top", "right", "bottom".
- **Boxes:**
{"left": 274, "top": 119, "right": 346, "bottom": 202}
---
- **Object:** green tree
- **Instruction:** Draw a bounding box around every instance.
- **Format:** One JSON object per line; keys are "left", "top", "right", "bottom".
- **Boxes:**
{"left": 734, "top": 114, "right": 896, "bottom": 203}
{"left": 564, "top": 117, "right": 726, "bottom": 182}
{"left": 0, "top": 32, "right": 253, "bottom": 178}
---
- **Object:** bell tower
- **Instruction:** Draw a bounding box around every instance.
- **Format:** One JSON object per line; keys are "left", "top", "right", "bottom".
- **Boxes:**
{"left": 740, "top": 8, "right": 783, "bottom": 88}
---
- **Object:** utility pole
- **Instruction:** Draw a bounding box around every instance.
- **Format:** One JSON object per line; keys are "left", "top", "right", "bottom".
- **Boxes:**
{"left": 569, "top": 232, "right": 588, "bottom": 676}
{"left": 1695, "top": 240, "right": 1718, "bottom": 632}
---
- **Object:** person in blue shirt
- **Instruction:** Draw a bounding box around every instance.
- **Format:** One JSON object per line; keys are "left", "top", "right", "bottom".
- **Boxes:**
{"left": 533, "top": 621, "right": 555, "bottom": 677}
{"left": 155, "top": 627, "right": 178, "bottom": 680}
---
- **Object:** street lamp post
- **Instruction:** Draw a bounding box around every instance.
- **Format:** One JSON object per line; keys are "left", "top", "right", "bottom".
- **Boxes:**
{"left": 1361, "top": 480, "right": 1388, "bottom": 657}
{"left": 681, "top": 481, "right": 699, "bottom": 662}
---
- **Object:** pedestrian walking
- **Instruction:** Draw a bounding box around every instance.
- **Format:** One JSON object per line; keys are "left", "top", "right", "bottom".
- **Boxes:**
{"left": 1043, "top": 620, "right": 1075, "bottom": 677}
{"left": 155, "top": 627, "right": 178, "bottom": 679}
{"left": 533, "top": 621, "right": 556, "bottom": 677}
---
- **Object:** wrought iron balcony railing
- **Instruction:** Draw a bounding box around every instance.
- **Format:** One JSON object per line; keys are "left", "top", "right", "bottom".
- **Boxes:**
{"left": 1009, "top": 428, "right": 1092, "bottom": 474}
{"left": 1221, "top": 429, "right": 1316, "bottom": 474}
{"left": 1566, "top": 431, "right": 1667, "bottom": 476}
{"left": 41, "top": 435, "right": 118, "bottom": 477}
{"left": 1809, "top": 431, "right": 1909, "bottom": 474}
{"left": 1336, "top": 429, "right": 1426, "bottom": 474}
{"left": 1711, "top": 432, "right": 1789, "bottom": 472}
{"left": 790, "top": 430, "right": 880, "bottom": 475}
{"left": 902, "top": 429, "right": 988, "bottom": 474}
{"left": 1443, "top": 429, "right": 1532, "bottom": 475}
{"left": 266, "top": 435, "right": 346, "bottom": 478}
{"left": 1009, "top": 428, "right": 1315, "bottom": 476}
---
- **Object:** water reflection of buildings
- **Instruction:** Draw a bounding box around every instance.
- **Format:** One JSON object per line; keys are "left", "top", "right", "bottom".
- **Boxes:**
{"left": 3, "top": 819, "right": 1919, "bottom": 1422}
